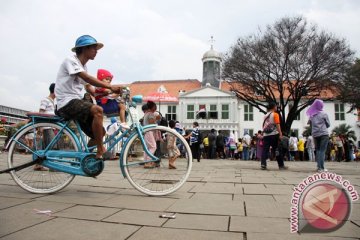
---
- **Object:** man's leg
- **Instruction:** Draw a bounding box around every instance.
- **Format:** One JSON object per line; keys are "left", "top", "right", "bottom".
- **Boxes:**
{"left": 90, "top": 105, "right": 106, "bottom": 158}
{"left": 261, "top": 136, "right": 271, "bottom": 168}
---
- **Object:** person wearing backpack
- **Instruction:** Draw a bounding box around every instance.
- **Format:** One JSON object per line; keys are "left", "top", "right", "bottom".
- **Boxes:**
{"left": 261, "top": 102, "right": 288, "bottom": 170}
{"left": 186, "top": 122, "right": 201, "bottom": 162}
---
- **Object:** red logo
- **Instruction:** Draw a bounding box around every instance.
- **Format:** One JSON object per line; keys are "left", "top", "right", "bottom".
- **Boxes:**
{"left": 300, "top": 182, "right": 351, "bottom": 232}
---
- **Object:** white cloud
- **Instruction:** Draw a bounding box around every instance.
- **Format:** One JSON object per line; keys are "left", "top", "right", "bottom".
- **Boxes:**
{"left": 0, "top": 0, "right": 359, "bottom": 111}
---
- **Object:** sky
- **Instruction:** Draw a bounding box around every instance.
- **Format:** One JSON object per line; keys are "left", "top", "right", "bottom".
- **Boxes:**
{"left": 0, "top": 0, "right": 360, "bottom": 111}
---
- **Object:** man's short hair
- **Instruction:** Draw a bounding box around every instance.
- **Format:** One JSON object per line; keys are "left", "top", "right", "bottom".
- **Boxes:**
{"left": 267, "top": 102, "right": 277, "bottom": 110}
{"left": 49, "top": 83, "right": 55, "bottom": 94}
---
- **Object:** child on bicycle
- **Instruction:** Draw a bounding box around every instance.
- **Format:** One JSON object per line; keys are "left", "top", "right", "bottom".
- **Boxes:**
{"left": 167, "top": 120, "right": 180, "bottom": 169}
{"left": 93, "top": 69, "right": 128, "bottom": 129}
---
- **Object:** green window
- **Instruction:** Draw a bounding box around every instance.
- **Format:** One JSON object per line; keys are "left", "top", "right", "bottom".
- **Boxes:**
{"left": 221, "top": 104, "right": 229, "bottom": 119}
{"left": 187, "top": 105, "right": 194, "bottom": 119}
{"left": 335, "top": 103, "right": 345, "bottom": 121}
{"left": 244, "top": 104, "right": 253, "bottom": 121}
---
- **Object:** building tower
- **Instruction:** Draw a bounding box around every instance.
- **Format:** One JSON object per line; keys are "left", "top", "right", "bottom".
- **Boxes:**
{"left": 202, "top": 36, "right": 222, "bottom": 88}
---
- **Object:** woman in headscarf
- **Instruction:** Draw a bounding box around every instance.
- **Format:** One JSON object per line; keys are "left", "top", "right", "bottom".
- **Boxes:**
{"left": 306, "top": 99, "right": 330, "bottom": 172}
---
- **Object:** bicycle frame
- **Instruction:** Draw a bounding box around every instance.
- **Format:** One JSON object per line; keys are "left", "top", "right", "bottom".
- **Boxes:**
{"left": 6, "top": 105, "right": 160, "bottom": 178}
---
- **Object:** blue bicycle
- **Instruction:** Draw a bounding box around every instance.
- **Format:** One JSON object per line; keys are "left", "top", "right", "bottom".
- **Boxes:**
{"left": 5, "top": 94, "right": 192, "bottom": 196}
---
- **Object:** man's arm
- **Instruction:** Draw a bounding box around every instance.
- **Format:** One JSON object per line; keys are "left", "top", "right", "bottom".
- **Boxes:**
{"left": 78, "top": 72, "right": 120, "bottom": 93}
{"left": 85, "top": 84, "right": 95, "bottom": 96}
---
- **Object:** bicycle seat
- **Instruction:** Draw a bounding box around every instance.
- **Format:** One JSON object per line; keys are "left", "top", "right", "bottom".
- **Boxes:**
{"left": 26, "top": 112, "right": 63, "bottom": 122}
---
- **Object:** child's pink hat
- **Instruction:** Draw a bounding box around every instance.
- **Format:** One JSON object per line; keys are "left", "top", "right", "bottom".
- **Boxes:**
{"left": 97, "top": 69, "right": 113, "bottom": 81}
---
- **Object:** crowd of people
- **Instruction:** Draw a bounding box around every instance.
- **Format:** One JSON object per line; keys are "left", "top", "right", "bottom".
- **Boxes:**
{"left": 3, "top": 35, "right": 359, "bottom": 174}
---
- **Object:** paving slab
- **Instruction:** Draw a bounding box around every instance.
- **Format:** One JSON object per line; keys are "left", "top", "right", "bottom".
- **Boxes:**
{"left": 299, "top": 221, "right": 360, "bottom": 238}
{"left": 0, "top": 218, "right": 139, "bottom": 240}
{"left": 245, "top": 200, "right": 290, "bottom": 218}
{"left": 191, "top": 192, "right": 233, "bottom": 201}
{"left": 167, "top": 198, "right": 245, "bottom": 216}
{"left": 230, "top": 216, "right": 289, "bottom": 233}
{"left": 241, "top": 177, "right": 284, "bottom": 184}
{"left": 101, "top": 195, "right": 178, "bottom": 211}
{"left": 233, "top": 194, "right": 275, "bottom": 203}
{"left": 190, "top": 182, "right": 236, "bottom": 194}
{"left": 54, "top": 205, "right": 120, "bottom": 221}
{"left": 246, "top": 232, "right": 355, "bottom": 240}
{"left": 0, "top": 200, "right": 74, "bottom": 237}
{"left": 0, "top": 184, "right": 45, "bottom": 199}
{"left": 350, "top": 203, "right": 360, "bottom": 220}
{"left": 0, "top": 196, "right": 31, "bottom": 210}
{"left": 103, "top": 209, "right": 167, "bottom": 226}
{"left": 128, "top": 226, "right": 243, "bottom": 240}
{"left": 202, "top": 176, "right": 242, "bottom": 183}
{"left": 36, "top": 190, "right": 116, "bottom": 205}
{"left": 163, "top": 213, "right": 229, "bottom": 231}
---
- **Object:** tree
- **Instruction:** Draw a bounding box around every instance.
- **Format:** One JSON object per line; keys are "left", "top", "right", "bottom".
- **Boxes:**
{"left": 332, "top": 123, "right": 357, "bottom": 141}
{"left": 338, "top": 59, "right": 360, "bottom": 111}
{"left": 222, "top": 16, "right": 354, "bottom": 134}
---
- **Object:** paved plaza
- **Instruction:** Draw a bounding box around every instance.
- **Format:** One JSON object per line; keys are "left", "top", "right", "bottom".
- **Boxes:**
{"left": 0, "top": 152, "right": 359, "bottom": 240}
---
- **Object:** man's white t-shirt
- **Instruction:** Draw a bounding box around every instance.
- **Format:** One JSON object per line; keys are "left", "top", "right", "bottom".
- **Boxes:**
{"left": 55, "top": 55, "right": 87, "bottom": 109}
{"left": 39, "top": 97, "right": 55, "bottom": 114}
{"left": 243, "top": 134, "right": 251, "bottom": 147}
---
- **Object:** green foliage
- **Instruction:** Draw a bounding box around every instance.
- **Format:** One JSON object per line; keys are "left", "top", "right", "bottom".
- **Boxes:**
{"left": 332, "top": 123, "right": 357, "bottom": 141}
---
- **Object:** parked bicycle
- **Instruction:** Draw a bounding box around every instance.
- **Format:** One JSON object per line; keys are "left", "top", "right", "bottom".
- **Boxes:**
{"left": 3, "top": 90, "right": 192, "bottom": 196}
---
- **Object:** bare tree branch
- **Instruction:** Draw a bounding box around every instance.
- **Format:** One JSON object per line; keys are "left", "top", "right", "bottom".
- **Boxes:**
{"left": 222, "top": 16, "right": 354, "bottom": 134}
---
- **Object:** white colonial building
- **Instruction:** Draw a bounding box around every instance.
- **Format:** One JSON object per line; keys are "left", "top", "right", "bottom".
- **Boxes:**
{"left": 126, "top": 44, "right": 360, "bottom": 147}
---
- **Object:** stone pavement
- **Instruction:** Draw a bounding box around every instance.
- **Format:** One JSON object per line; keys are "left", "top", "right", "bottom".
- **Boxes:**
{"left": 0, "top": 152, "right": 359, "bottom": 240}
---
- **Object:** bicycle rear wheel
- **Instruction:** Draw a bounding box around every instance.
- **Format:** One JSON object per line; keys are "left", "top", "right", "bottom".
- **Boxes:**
{"left": 7, "top": 122, "right": 79, "bottom": 194}
{"left": 122, "top": 126, "right": 192, "bottom": 196}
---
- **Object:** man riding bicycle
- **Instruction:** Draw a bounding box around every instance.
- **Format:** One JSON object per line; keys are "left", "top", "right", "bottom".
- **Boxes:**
{"left": 55, "top": 35, "right": 121, "bottom": 160}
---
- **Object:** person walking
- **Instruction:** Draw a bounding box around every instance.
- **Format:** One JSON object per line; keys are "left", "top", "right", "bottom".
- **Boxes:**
{"left": 260, "top": 102, "right": 287, "bottom": 170}
{"left": 34, "top": 83, "right": 56, "bottom": 171}
{"left": 306, "top": 99, "right": 330, "bottom": 172}
{"left": 306, "top": 135, "right": 315, "bottom": 162}
{"left": 187, "top": 122, "right": 201, "bottom": 162}
{"left": 216, "top": 130, "right": 226, "bottom": 159}
{"left": 242, "top": 130, "right": 251, "bottom": 160}
{"left": 289, "top": 132, "right": 298, "bottom": 161}
{"left": 256, "top": 130, "right": 264, "bottom": 161}
{"left": 335, "top": 135, "right": 345, "bottom": 162}
{"left": 298, "top": 135, "right": 305, "bottom": 161}
{"left": 279, "top": 134, "right": 289, "bottom": 161}
{"left": 208, "top": 129, "right": 216, "bottom": 159}
{"left": 202, "top": 135, "right": 209, "bottom": 159}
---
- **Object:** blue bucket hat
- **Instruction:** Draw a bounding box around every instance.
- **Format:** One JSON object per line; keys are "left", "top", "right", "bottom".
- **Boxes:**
{"left": 71, "top": 35, "right": 104, "bottom": 52}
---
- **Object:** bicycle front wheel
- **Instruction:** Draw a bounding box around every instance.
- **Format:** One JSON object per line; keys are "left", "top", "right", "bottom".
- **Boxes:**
{"left": 122, "top": 126, "right": 192, "bottom": 196}
{"left": 7, "top": 122, "right": 79, "bottom": 194}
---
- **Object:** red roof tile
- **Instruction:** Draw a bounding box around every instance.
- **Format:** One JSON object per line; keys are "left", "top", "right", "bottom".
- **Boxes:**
{"left": 130, "top": 79, "right": 201, "bottom": 100}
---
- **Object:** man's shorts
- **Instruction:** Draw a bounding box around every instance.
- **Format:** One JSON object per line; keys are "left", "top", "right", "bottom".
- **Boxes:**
{"left": 56, "top": 99, "right": 94, "bottom": 139}
{"left": 96, "top": 99, "right": 119, "bottom": 115}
